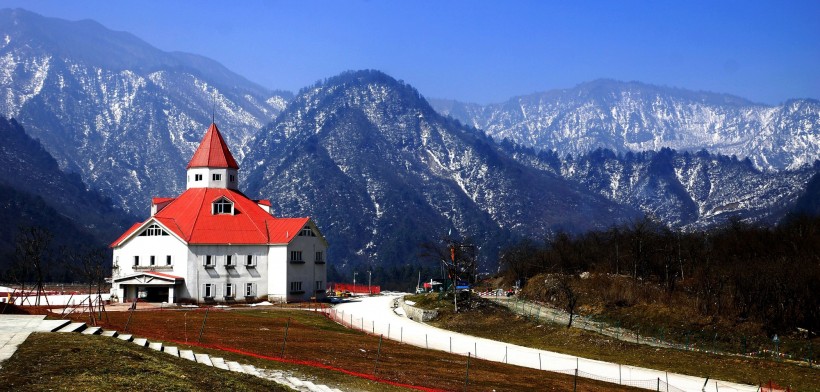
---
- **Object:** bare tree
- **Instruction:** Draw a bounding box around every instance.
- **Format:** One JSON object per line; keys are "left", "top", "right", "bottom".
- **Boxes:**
{"left": 65, "top": 246, "right": 108, "bottom": 324}
{"left": 15, "top": 226, "right": 52, "bottom": 306}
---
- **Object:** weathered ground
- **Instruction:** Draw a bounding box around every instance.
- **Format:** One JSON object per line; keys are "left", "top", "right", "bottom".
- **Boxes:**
{"left": 63, "top": 306, "right": 642, "bottom": 392}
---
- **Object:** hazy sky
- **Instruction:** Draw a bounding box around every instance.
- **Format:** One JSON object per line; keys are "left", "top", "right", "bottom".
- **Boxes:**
{"left": 3, "top": 0, "right": 818, "bottom": 104}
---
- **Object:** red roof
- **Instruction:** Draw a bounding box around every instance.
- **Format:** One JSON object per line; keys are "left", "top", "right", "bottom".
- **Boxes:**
{"left": 152, "top": 197, "right": 176, "bottom": 204}
{"left": 255, "top": 199, "right": 272, "bottom": 207}
{"left": 186, "top": 123, "right": 239, "bottom": 169}
{"left": 110, "top": 222, "right": 143, "bottom": 247}
{"left": 111, "top": 188, "right": 311, "bottom": 247}
{"left": 144, "top": 271, "right": 184, "bottom": 280}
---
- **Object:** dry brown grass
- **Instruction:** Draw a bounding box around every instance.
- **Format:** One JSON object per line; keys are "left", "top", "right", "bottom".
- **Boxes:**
{"left": 63, "top": 306, "right": 643, "bottom": 392}
{"left": 423, "top": 294, "right": 819, "bottom": 392}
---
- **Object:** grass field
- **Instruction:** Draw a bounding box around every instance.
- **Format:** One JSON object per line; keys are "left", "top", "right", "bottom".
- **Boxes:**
{"left": 59, "top": 306, "right": 643, "bottom": 391}
{"left": 411, "top": 294, "right": 819, "bottom": 392}
{"left": 0, "top": 332, "right": 291, "bottom": 392}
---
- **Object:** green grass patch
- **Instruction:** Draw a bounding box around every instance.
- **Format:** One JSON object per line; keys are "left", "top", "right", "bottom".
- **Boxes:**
{"left": 0, "top": 333, "right": 291, "bottom": 392}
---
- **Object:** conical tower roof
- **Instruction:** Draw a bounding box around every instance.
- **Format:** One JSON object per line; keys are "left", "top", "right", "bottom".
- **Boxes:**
{"left": 186, "top": 123, "right": 239, "bottom": 169}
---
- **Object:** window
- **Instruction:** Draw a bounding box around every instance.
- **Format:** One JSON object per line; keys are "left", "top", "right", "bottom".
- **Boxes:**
{"left": 194, "top": 174, "right": 203, "bottom": 181}
{"left": 290, "top": 251, "right": 303, "bottom": 263}
{"left": 315, "top": 251, "right": 324, "bottom": 264}
{"left": 212, "top": 197, "right": 233, "bottom": 215}
{"left": 133, "top": 255, "right": 139, "bottom": 266}
{"left": 298, "top": 228, "right": 316, "bottom": 237}
{"left": 315, "top": 280, "right": 324, "bottom": 291}
{"left": 229, "top": 174, "right": 235, "bottom": 183}
{"left": 166, "top": 255, "right": 172, "bottom": 266}
{"left": 226, "top": 255, "right": 235, "bottom": 267}
{"left": 139, "top": 223, "right": 168, "bottom": 236}
{"left": 290, "top": 281, "right": 303, "bottom": 293}
{"left": 204, "top": 255, "right": 215, "bottom": 268}
{"left": 203, "top": 283, "right": 215, "bottom": 298}
{"left": 224, "top": 283, "right": 235, "bottom": 298}
{"left": 245, "top": 282, "right": 256, "bottom": 297}
{"left": 245, "top": 255, "right": 256, "bottom": 267}
{"left": 150, "top": 256, "right": 156, "bottom": 266}
{"left": 213, "top": 173, "right": 222, "bottom": 181}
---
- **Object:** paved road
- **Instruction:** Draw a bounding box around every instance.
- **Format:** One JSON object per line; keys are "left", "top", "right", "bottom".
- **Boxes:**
{"left": 0, "top": 315, "right": 66, "bottom": 368}
{"left": 332, "top": 294, "right": 759, "bottom": 392}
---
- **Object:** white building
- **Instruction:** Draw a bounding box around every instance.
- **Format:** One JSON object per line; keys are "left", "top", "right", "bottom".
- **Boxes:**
{"left": 110, "top": 123, "right": 327, "bottom": 304}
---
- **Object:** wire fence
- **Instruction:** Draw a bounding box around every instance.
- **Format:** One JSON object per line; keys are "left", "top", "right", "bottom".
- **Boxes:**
{"left": 485, "top": 295, "right": 816, "bottom": 368}
{"left": 325, "top": 305, "right": 759, "bottom": 392}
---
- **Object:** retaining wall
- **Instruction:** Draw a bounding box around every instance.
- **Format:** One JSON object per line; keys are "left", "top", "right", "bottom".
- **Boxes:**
{"left": 399, "top": 297, "right": 438, "bottom": 322}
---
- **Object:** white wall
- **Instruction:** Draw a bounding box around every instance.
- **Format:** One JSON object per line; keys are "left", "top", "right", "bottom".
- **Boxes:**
{"left": 186, "top": 244, "right": 268, "bottom": 303}
{"left": 186, "top": 167, "right": 238, "bottom": 190}
{"left": 282, "top": 232, "right": 327, "bottom": 302}
{"left": 111, "top": 230, "right": 189, "bottom": 301}
{"left": 267, "top": 245, "right": 287, "bottom": 302}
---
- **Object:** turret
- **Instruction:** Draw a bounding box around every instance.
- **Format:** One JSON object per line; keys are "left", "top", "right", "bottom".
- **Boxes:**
{"left": 186, "top": 123, "right": 239, "bottom": 190}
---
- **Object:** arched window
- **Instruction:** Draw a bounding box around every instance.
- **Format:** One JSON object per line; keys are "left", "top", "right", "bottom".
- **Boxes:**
{"left": 212, "top": 197, "right": 234, "bottom": 215}
{"left": 139, "top": 223, "right": 168, "bottom": 236}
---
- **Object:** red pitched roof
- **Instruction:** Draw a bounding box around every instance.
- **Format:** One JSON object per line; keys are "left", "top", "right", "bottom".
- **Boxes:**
{"left": 186, "top": 123, "right": 239, "bottom": 169}
{"left": 145, "top": 271, "right": 184, "bottom": 280}
{"left": 110, "top": 222, "right": 143, "bottom": 247}
{"left": 111, "top": 188, "right": 311, "bottom": 247}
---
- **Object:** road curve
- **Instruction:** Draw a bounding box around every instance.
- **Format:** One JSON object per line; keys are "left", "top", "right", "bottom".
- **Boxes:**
{"left": 332, "top": 294, "right": 758, "bottom": 392}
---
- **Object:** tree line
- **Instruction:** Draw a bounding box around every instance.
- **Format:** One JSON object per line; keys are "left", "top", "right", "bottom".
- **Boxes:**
{"left": 500, "top": 214, "right": 820, "bottom": 334}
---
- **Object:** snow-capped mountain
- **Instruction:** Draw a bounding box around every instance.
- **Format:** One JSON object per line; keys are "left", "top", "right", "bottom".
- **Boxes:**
{"left": 243, "top": 71, "right": 638, "bottom": 270}
{"left": 431, "top": 79, "right": 820, "bottom": 171}
{"left": 0, "top": 9, "right": 290, "bottom": 214}
{"left": 499, "top": 141, "right": 817, "bottom": 230}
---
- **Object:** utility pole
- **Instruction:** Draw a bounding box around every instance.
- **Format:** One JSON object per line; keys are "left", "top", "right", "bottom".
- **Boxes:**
{"left": 368, "top": 270, "right": 372, "bottom": 294}
{"left": 353, "top": 271, "right": 358, "bottom": 292}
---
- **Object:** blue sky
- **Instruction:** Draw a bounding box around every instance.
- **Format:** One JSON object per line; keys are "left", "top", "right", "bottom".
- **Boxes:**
{"left": 3, "top": 0, "right": 818, "bottom": 104}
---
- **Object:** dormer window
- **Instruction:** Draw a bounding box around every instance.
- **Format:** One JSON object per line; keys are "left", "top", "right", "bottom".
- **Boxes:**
{"left": 195, "top": 174, "right": 203, "bottom": 181}
{"left": 212, "top": 197, "right": 234, "bottom": 215}
{"left": 139, "top": 223, "right": 169, "bottom": 236}
{"left": 213, "top": 174, "right": 222, "bottom": 181}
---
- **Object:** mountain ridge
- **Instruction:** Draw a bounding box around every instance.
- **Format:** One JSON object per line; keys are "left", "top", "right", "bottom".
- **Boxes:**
{"left": 430, "top": 79, "right": 820, "bottom": 171}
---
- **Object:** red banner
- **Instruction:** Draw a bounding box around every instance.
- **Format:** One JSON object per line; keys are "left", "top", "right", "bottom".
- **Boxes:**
{"left": 328, "top": 283, "right": 380, "bottom": 295}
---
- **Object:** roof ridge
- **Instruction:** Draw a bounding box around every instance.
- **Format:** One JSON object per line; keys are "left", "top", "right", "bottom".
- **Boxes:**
{"left": 187, "top": 188, "right": 208, "bottom": 242}
{"left": 186, "top": 123, "right": 239, "bottom": 169}
{"left": 232, "top": 189, "right": 270, "bottom": 243}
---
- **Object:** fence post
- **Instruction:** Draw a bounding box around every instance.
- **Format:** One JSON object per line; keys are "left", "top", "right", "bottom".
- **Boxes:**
{"left": 372, "top": 320, "right": 374, "bottom": 334}
{"left": 573, "top": 368, "right": 578, "bottom": 392}
{"left": 464, "top": 352, "right": 471, "bottom": 391}
{"left": 475, "top": 342, "right": 477, "bottom": 358}
{"left": 388, "top": 323, "right": 391, "bottom": 339}
{"left": 505, "top": 346, "right": 508, "bottom": 363}
{"left": 426, "top": 333, "right": 428, "bottom": 349}
{"left": 401, "top": 326, "right": 403, "bottom": 343}
{"left": 619, "top": 364, "right": 622, "bottom": 384}
{"left": 373, "top": 334, "right": 383, "bottom": 375}
{"left": 197, "top": 307, "right": 210, "bottom": 343}
{"left": 657, "top": 377, "right": 660, "bottom": 391}
{"left": 450, "top": 336, "right": 452, "bottom": 353}
{"left": 124, "top": 303, "right": 135, "bottom": 332}
{"left": 280, "top": 317, "right": 290, "bottom": 357}
{"left": 538, "top": 352, "right": 541, "bottom": 370}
